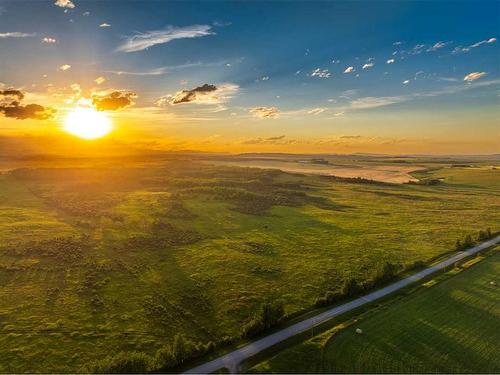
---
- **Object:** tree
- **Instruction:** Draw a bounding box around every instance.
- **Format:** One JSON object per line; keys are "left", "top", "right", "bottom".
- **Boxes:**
{"left": 342, "top": 278, "right": 362, "bottom": 297}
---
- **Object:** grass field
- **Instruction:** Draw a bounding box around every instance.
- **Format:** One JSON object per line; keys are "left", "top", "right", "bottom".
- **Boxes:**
{"left": 0, "top": 155, "right": 498, "bottom": 372}
{"left": 249, "top": 249, "right": 500, "bottom": 373}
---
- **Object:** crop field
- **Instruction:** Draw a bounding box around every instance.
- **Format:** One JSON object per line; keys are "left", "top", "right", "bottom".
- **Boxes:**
{"left": 0, "top": 156, "right": 498, "bottom": 372}
{"left": 249, "top": 249, "right": 500, "bottom": 373}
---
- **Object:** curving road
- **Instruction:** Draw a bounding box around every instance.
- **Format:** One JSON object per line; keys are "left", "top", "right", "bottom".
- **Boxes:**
{"left": 184, "top": 235, "right": 500, "bottom": 374}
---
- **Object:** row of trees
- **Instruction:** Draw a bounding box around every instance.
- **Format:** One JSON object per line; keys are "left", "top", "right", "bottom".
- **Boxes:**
{"left": 81, "top": 334, "right": 217, "bottom": 373}
{"left": 456, "top": 228, "right": 495, "bottom": 251}
{"left": 315, "top": 262, "right": 399, "bottom": 307}
{"left": 81, "top": 301, "right": 286, "bottom": 374}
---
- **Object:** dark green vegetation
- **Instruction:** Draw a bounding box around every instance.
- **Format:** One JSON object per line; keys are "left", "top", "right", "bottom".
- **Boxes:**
{"left": 0, "top": 156, "right": 499, "bottom": 372}
{"left": 249, "top": 249, "right": 500, "bottom": 373}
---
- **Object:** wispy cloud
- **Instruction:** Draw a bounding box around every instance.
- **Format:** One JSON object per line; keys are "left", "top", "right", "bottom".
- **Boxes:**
{"left": 344, "top": 66, "right": 355, "bottom": 73}
{"left": 310, "top": 68, "right": 331, "bottom": 78}
{"left": 106, "top": 67, "right": 169, "bottom": 76}
{"left": 241, "top": 135, "right": 293, "bottom": 145}
{"left": 249, "top": 107, "right": 280, "bottom": 118}
{"left": 452, "top": 37, "right": 496, "bottom": 54}
{"left": 99, "top": 23, "right": 111, "bottom": 28}
{"left": 463, "top": 72, "right": 487, "bottom": 82}
{"left": 350, "top": 96, "right": 407, "bottom": 110}
{"left": 427, "top": 41, "right": 451, "bottom": 52}
{"left": 307, "top": 107, "right": 327, "bottom": 115}
{"left": 117, "top": 25, "right": 214, "bottom": 52}
{"left": 94, "top": 76, "right": 106, "bottom": 85}
{"left": 59, "top": 64, "right": 71, "bottom": 71}
{"left": 344, "top": 79, "right": 500, "bottom": 112}
{"left": 386, "top": 59, "right": 395, "bottom": 64}
{"left": 362, "top": 63, "right": 374, "bottom": 70}
{"left": 0, "top": 32, "right": 36, "bottom": 38}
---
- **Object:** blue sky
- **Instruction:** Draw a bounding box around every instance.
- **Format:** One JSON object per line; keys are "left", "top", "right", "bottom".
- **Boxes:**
{"left": 0, "top": 0, "right": 498, "bottom": 154}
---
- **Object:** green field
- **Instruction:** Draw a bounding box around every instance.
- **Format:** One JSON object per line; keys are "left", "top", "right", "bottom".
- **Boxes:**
{"left": 0, "top": 156, "right": 499, "bottom": 372}
{"left": 249, "top": 250, "right": 500, "bottom": 373}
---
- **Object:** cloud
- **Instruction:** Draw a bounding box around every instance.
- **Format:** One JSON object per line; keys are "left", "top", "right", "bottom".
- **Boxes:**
{"left": 362, "top": 63, "right": 374, "bottom": 69}
{"left": 117, "top": 25, "right": 214, "bottom": 52}
{"left": 159, "top": 83, "right": 238, "bottom": 106}
{"left": 340, "top": 135, "right": 363, "bottom": 139}
{"left": 260, "top": 76, "right": 270, "bottom": 81}
{"left": 349, "top": 96, "right": 408, "bottom": 109}
{"left": 463, "top": 72, "right": 487, "bottom": 82}
{"left": 249, "top": 106, "right": 280, "bottom": 118}
{"left": 333, "top": 111, "right": 345, "bottom": 117}
{"left": 452, "top": 37, "right": 496, "bottom": 54}
{"left": 59, "top": 64, "right": 71, "bottom": 71}
{"left": 307, "top": 107, "right": 326, "bottom": 115}
{"left": 408, "top": 44, "right": 426, "bottom": 55}
{"left": 0, "top": 32, "right": 36, "bottom": 38}
{"left": 427, "top": 41, "right": 450, "bottom": 52}
{"left": 403, "top": 80, "right": 410, "bottom": 85}
{"left": 99, "top": 23, "right": 111, "bottom": 28}
{"left": 344, "top": 66, "right": 355, "bottom": 73}
{"left": 311, "top": 68, "right": 331, "bottom": 78}
{"left": 94, "top": 76, "right": 106, "bottom": 85}
{"left": 42, "top": 37, "right": 57, "bottom": 44}
{"left": 92, "top": 90, "right": 137, "bottom": 111}
{"left": 107, "top": 67, "right": 168, "bottom": 76}
{"left": 393, "top": 41, "right": 404, "bottom": 46}
{"left": 386, "top": 59, "right": 395, "bottom": 64}
{"left": 0, "top": 89, "right": 55, "bottom": 120}
{"left": 82, "top": 11, "right": 90, "bottom": 16}
{"left": 241, "top": 135, "right": 290, "bottom": 144}
{"left": 54, "top": 0, "right": 75, "bottom": 9}
{"left": 0, "top": 89, "right": 24, "bottom": 101}
{"left": 470, "top": 37, "right": 496, "bottom": 48}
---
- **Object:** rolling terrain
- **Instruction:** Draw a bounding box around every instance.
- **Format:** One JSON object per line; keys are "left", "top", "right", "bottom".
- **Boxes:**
{"left": 0, "top": 155, "right": 498, "bottom": 372}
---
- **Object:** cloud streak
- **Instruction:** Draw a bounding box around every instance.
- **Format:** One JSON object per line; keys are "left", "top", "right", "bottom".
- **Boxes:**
{"left": 463, "top": 72, "right": 487, "bottom": 82}
{"left": 0, "top": 32, "right": 36, "bottom": 38}
{"left": 117, "top": 25, "right": 214, "bottom": 52}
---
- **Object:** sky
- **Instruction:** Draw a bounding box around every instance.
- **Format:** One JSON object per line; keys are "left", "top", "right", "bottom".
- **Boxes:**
{"left": 0, "top": 0, "right": 499, "bottom": 155}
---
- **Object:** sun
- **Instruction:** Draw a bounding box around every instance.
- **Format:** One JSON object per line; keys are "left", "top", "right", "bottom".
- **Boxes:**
{"left": 64, "top": 107, "right": 112, "bottom": 139}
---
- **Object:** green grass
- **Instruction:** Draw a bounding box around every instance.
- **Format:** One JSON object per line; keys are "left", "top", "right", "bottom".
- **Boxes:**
{"left": 0, "top": 158, "right": 498, "bottom": 372}
{"left": 249, "top": 251, "right": 500, "bottom": 373}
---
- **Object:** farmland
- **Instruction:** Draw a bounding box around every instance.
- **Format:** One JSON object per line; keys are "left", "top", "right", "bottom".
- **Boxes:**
{"left": 249, "top": 249, "right": 500, "bottom": 373}
{"left": 0, "top": 154, "right": 498, "bottom": 372}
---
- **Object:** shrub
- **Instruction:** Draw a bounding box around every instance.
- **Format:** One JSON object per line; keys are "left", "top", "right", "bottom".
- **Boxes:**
{"left": 341, "top": 278, "right": 362, "bottom": 297}
{"left": 242, "top": 301, "right": 285, "bottom": 338}
{"left": 82, "top": 351, "right": 153, "bottom": 373}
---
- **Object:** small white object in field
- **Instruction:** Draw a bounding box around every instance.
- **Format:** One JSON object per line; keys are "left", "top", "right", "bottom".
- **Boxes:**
{"left": 490, "top": 281, "right": 497, "bottom": 286}
{"left": 356, "top": 328, "right": 363, "bottom": 334}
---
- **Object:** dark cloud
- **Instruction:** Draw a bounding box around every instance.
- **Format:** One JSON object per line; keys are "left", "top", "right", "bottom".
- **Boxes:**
{"left": 92, "top": 91, "right": 137, "bottom": 111}
{"left": 0, "top": 102, "right": 55, "bottom": 120}
{"left": 0, "top": 89, "right": 24, "bottom": 101}
{"left": 170, "top": 84, "right": 217, "bottom": 104}
{"left": 0, "top": 89, "right": 55, "bottom": 120}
